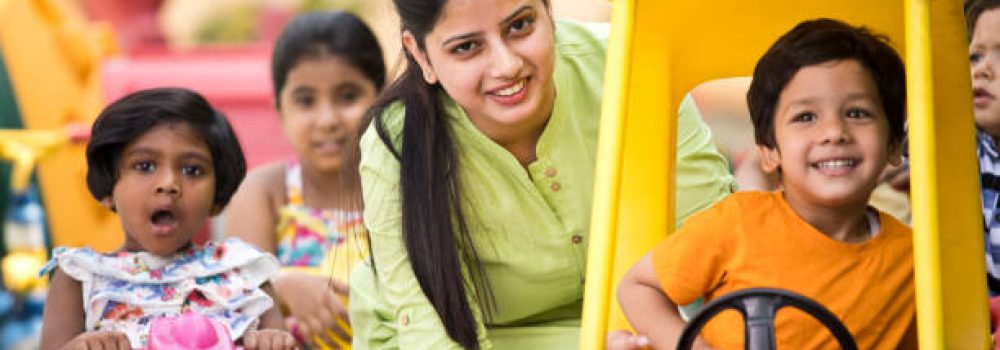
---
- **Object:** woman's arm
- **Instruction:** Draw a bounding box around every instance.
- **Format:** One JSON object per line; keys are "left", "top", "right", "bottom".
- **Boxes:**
{"left": 224, "top": 163, "right": 283, "bottom": 253}
{"left": 39, "top": 268, "right": 91, "bottom": 350}
{"left": 675, "top": 94, "right": 736, "bottom": 226}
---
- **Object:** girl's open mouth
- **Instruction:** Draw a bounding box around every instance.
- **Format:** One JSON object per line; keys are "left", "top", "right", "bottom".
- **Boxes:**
{"left": 150, "top": 209, "right": 178, "bottom": 235}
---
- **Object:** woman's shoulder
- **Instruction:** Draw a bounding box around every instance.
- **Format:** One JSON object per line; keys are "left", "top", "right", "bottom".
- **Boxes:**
{"left": 554, "top": 18, "right": 609, "bottom": 54}
{"left": 360, "top": 101, "right": 408, "bottom": 169}
{"left": 363, "top": 101, "right": 405, "bottom": 143}
{"left": 552, "top": 18, "right": 609, "bottom": 101}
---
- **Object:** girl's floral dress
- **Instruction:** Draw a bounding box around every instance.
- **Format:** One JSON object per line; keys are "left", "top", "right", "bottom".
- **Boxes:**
{"left": 275, "top": 162, "right": 366, "bottom": 281}
{"left": 40, "top": 238, "right": 280, "bottom": 348}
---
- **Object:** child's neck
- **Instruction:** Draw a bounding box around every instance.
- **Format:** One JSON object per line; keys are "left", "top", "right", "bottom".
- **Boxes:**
{"left": 782, "top": 191, "right": 873, "bottom": 243}
{"left": 300, "top": 166, "right": 360, "bottom": 210}
{"left": 119, "top": 241, "right": 194, "bottom": 255}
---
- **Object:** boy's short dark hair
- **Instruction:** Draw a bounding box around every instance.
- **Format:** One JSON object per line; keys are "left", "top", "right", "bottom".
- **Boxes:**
{"left": 747, "top": 18, "right": 906, "bottom": 150}
{"left": 967, "top": 0, "right": 1000, "bottom": 39}
{"left": 86, "top": 87, "right": 247, "bottom": 210}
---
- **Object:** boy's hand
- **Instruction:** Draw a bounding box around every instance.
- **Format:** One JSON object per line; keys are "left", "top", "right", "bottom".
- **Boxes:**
{"left": 606, "top": 329, "right": 650, "bottom": 350}
{"left": 243, "top": 329, "right": 297, "bottom": 350}
{"left": 61, "top": 331, "right": 131, "bottom": 350}
{"left": 274, "top": 271, "right": 351, "bottom": 347}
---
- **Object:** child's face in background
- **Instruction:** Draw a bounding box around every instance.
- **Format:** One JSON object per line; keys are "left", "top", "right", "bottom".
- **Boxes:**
{"left": 760, "top": 59, "right": 900, "bottom": 211}
{"left": 971, "top": 8, "right": 1000, "bottom": 136}
{"left": 106, "top": 123, "right": 217, "bottom": 257}
{"left": 279, "top": 55, "right": 377, "bottom": 174}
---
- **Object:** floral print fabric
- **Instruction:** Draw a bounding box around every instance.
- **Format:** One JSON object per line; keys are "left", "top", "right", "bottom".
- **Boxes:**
{"left": 40, "top": 238, "right": 280, "bottom": 348}
{"left": 275, "top": 162, "right": 365, "bottom": 268}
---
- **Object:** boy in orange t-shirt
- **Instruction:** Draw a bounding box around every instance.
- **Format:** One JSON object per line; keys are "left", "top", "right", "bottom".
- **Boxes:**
{"left": 609, "top": 19, "right": 915, "bottom": 350}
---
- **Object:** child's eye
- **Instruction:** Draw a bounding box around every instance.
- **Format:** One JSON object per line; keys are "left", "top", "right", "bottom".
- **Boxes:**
{"left": 508, "top": 16, "right": 536, "bottom": 37}
{"left": 335, "top": 89, "right": 360, "bottom": 104}
{"left": 846, "top": 108, "right": 872, "bottom": 119}
{"left": 133, "top": 161, "right": 155, "bottom": 172}
{"left": 294, "top": 95, "right": 315, "bottom": 108}
{"left": 791, "top": 112, "right": 816, "bottom": 122}
{"left": 451, "top": 41, "right": 480, "bottom": 55}
{"left": 181, "top": 165, "right": 204, "bottom": 177}
{"left": 970, "top": 52, "right": 983, "bottom": 64}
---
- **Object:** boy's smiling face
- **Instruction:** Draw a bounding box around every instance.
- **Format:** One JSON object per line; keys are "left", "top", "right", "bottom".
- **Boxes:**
{"left": 971, "top": 8, "right": 1000, "bottom": 136}
{"left": 760, "top": 59, "right": 901, "bottom": 211}
{"left": 104, "top": 123, "right": 217, "bottom": 257}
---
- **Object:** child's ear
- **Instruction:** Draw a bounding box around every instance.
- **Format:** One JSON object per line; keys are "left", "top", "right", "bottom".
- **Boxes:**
{"left": 757, "top": 145, "right": 781, "bottom": 173}
{"left": 100, "top": 197, "right": 116, "bottom": 212}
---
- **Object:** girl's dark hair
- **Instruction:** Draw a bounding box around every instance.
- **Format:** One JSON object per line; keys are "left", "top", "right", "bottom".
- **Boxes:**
{"left": 271, "top": 11, "right": 386, "bottom": 107}
{"left": 967, "top": 0, "right": 1000, "bottom": 39}
{"left": 747, "top": 18, "right": 907, "bottom": 150}
{"left": 86, "top": 87, "right": 247, "bottom": 211}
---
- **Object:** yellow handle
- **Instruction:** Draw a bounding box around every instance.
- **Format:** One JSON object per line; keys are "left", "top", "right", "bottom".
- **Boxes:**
{"left": 0, "top": 129, "right": 69, "bottom": 191}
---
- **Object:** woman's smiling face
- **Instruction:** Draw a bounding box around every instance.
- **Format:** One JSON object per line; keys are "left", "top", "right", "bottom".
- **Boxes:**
{"left": 404, "top": 0, "right": 557, "bottom": 145}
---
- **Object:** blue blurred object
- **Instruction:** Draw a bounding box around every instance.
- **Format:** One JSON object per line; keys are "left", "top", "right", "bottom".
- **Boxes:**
{"left": 0, "top": 290, "right": 43, "bottom": 350}
{"left": 4, "top": 186, "right": 48, "bottom": 257}
{"left": 0, "top": 185, "right": 48, "bottom": 349}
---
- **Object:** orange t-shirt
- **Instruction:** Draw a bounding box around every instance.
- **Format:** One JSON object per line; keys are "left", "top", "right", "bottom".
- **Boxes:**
{"left": 652, "top": 191, "right": 915, "bottom": 350}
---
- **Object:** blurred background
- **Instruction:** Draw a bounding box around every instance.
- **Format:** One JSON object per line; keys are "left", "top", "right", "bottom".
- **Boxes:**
{"left": 0, "top": 0, "right": 609, "bottom": 348}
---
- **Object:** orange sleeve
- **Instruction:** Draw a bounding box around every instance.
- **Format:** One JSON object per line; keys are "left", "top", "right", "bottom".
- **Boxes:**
{"left": 650, "top": 196, "right": 738, "bottom": 306}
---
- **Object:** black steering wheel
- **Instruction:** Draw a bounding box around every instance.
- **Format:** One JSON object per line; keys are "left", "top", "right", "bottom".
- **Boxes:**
{"left": 676, "top": 288, "right": 858, "bottom": 350}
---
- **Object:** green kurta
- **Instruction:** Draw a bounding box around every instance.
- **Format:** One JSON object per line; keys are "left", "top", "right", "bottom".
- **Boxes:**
{"left": 350, "top": 19, "right": 734, "bottom": 349}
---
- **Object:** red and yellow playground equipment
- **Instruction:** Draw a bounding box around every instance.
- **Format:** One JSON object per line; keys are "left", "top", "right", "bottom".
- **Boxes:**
{"left": 581, "top": 0, "right": 989, "bottom": 349}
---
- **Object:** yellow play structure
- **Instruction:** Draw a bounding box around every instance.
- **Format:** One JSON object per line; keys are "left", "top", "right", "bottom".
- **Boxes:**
{"left": 581, "top": 0, "right": 989, "bottom": 349}
{"left": 0, "top": 0, "right": 120, "bottom": 253}
{"left": 0, "top": 0, "right": 118, "bottom": 298}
